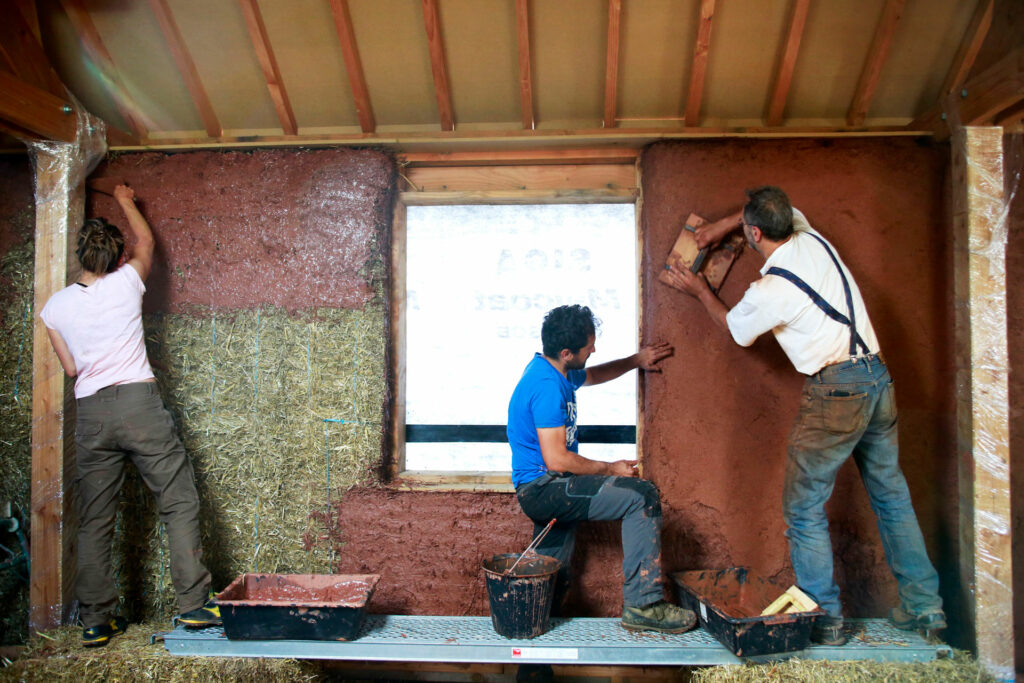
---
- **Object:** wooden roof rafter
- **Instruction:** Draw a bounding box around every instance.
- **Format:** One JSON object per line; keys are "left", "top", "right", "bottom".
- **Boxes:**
{"left": 421, "top": 0, "right": 454, "bottom": 132}
{"left": 147, "top": 0, "right": 221, "bottom": 138}
{"left": 939, "top": 0, "right": 994, "bottom": 98}
{"left": 912, "top": 45, "right": 1024, "bottom": 134}
{"left": 846, "top": 0, "right": 906, "bottom": 127}
{"left": 603, "top": 0, "right": 622, "bottom": 129}
{"left": 56, "top": 0, "right": 146, "bottom": 140}
{"left": 765, "top": 0, "right": 811, "bottom": 127}
{"left": 994, "top": 99, "right": 1024, "bottom": 127}
{"left": 684, "top": 0, "right": 715, "bottom": 126}
{"left": 238, "top": 0, "right": 297, "bottom": 136}
{"left": 329, "top": 0, "right": 375, "bottom": 134}
{"left": 515, "top": 0, "right": 534, "bottom": 130}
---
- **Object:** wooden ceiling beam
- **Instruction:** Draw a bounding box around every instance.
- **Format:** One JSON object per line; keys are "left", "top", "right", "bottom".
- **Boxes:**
{"left": 238, "top": 0, "right": 297, "bottom": 135}
{"left": 0, "top": 69, "right": 77, "bottom": 142}
{"left": 515, "top": 0, "right": 534, "bottom": 130}
{"left": 994, "top": 98, "right": 1024, "bottom": 127}
{"left": 765, "top": 0, "right": 811, "bottom": 127}
{"left": 422, "top": 0, "right": 454, "bottom": 132}
{"left": 147, "top": 0, "right": 221, "bottom": 138}
{"left": 684, "top": 0, "right": 715, "bottom": 126}
{"left": 940, "top": 0, "right": 994, "bottom": 97}
{"left": 0, "top": 2, "right": 66, "bottom": 99}
{"left": 911, "top": 45, "right": 1024, "bottom": 134}
{"left": 329, "top": 0, "right": 375, "bottom": 134}
{"left": 846, "top": 0, "right": 906, "bottom": 126}
{"left": 603, "top": 0, "right": 622, "bottom": 129}
{"left": 57, "top": 0, "right": 146, "bottom": 140}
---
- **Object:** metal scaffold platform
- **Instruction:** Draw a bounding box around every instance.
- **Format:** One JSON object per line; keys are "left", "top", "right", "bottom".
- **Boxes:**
{"left": 157, "top": 615, "right": 952, "bottom": 666}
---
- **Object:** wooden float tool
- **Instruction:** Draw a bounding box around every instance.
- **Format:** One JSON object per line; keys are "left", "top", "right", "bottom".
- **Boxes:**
{"left": 760, "top": 584, "right": 819, "bottom": 616}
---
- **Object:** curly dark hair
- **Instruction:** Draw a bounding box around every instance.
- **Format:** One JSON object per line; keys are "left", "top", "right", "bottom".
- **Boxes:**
{"left": 743, "top": 186, "right": 794, "bottom": 241}
{"left": 75, "top": 218, "right": 125, "bottom": 274}
{"left": 541, "top": 305, "right": 599, "bottom": 358}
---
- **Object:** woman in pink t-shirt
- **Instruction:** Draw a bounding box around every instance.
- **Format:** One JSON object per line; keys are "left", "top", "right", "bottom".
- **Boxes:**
{"left": 41, "top": 185, "right": 220, "bottom": 647}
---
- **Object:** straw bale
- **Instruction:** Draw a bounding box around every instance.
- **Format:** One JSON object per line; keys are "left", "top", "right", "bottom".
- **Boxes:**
{"left": 0, "top": 240, "right": 34, "bottom": 645}
{"left": 688, "top": 651, "right": 994, "bottom": 683}
{"left": 0, "top": 623, "right": 323, "bottom": 682}
{"left": 109, "top": 304, "right": 387, "bottom": 621}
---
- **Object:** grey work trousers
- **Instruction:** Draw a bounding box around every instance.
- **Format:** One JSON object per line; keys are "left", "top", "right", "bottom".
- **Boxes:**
{"left": 75, "top": 382, "right": 211, "bottom": 628}
{"left": 515, "top": 472, "right": 665, "bottom": 609}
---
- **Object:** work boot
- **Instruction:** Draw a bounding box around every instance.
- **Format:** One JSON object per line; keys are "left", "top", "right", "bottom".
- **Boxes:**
{"left": 177, "top": 595, "right": 222, "bottom": 629}
{"left": 82, "top": 615, "right": 127, "bottom": 648}
{"left": 890, "top": 606, "right": 947, "bottom": 637}
{"left": 810, "top": 615, "right": 847, "bottom": 646}
{"left": 621, "top": 599, "right": 697, "bottom": 634}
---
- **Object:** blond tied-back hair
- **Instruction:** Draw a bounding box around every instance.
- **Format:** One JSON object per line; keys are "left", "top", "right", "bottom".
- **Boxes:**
{"left": 76, "top": 218, "right": 125, "bottom": 274}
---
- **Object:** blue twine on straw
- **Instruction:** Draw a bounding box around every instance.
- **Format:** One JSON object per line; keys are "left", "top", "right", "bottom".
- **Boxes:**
{"left": 210, "top": 313, "right": 216, "bottom": 419}
{"left": 12, "top": 301, "right": 29, "bottom": 405}
{"left": 253, "top": 309, "right": 260, "bottom": 407}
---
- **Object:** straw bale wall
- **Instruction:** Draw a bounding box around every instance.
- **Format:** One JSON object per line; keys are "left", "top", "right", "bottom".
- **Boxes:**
{"left": 0, "top": 155, "right": 34, "bottom": 644}
{"left": 84, "top": 148, "right": 395, "bottom": 621}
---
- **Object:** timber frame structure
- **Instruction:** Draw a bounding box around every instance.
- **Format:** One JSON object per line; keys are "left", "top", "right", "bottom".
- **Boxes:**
{"left": 0, "top": 0, "right": 1020, "bottom": 678}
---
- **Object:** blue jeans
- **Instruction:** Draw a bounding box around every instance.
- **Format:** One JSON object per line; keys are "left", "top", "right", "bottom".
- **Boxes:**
{"left": 783, "top": 356, "right": 942, "bottom": 618}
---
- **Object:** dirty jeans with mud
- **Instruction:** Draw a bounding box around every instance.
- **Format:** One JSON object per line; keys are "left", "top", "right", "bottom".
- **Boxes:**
{"left": 784, "top": 356, "right": 942, "bottom": 619}
{"left": 75, "top": 382, "right": 212, "bottom": 628}
{"left": 516, "top": 473, "right": 664, "bottom": 610}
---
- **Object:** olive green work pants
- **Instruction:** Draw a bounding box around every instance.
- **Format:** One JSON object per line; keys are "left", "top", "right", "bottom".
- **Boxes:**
{"left": 74, "top": 382, "right": 211, "bottom": 628}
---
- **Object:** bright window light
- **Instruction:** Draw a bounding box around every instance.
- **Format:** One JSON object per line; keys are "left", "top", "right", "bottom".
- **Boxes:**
{"left": 405, "top": 203, "right": 638, "bottom": 472}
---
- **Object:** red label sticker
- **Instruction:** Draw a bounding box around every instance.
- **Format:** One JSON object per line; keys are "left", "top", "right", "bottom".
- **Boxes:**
{"left": 512, "top": 648, "right": 522, "bottom": 657}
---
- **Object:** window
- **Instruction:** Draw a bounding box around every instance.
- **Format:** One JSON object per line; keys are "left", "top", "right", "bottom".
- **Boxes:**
{"left": 396, "top": 201, "right": 638, "bottom": 485}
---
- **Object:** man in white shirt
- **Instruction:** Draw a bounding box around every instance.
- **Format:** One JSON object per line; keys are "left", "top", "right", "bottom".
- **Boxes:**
{"left": 663, "top": 186, "right": 945, "bottom": 646}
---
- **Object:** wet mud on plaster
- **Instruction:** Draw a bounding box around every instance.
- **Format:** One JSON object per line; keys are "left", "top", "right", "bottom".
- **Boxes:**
{"left": 331, "top": 489, "right": 636, "bottom": 617}
{"left": 640, "top": 139, "right": 954, "bottom": 620}
{"left": 88, "top": 148, "right": 395, "bottom": 314}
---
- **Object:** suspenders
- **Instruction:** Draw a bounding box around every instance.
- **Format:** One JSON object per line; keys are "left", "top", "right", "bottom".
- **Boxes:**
{"left": 765, "top": 233, "right": 870, "bottom": 358}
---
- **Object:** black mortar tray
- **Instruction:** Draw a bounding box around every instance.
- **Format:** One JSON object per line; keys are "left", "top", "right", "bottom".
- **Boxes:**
{"left": 673, "top": 566, "right": 824, "bottom": 657}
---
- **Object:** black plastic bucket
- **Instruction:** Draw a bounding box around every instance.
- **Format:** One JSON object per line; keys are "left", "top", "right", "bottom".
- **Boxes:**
{"left": 482, "top": 553, "right": 561, "bottom": 639}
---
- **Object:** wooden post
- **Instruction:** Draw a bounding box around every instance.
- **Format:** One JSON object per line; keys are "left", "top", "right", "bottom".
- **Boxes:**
{"left": 28, "top": 116, "right": 106, "bottom": 632}
{"left": 952, "top": 125, "right": 1014, "bottom": 679}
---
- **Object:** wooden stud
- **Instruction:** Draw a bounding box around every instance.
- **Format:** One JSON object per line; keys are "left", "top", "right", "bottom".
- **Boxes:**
{"left": 147, "top": 0, "right": 222, "bottom": 138}
{"left": 405, "top": 164, "right": 636, "bottom": 192}
{"left": 57, "top": 0, "right": 146, "bottom": 140}
{"left": 0, "top": 70, "right": 77, "bottom": 142}
{"left": 238, "top": 0, "right": 297, "bottom": 135}
{"left": 684, "top": 0, "right": 715, "bottom": 126}
{"left": 515, "top": 0, "right": 535, "bottom": 130}
{"left": 329, "top": 0, "right": 375, "bottom": 134}
{"left": 765, "top": 0, "right": 811, "bottom": 127}
{"left": 603, "top": 0, "right": 622, "bottom": 129}
{"left": 952, "top": 126, "right": 1013, "bottom": 680}
{"left": 401, "top": 148, "right": 638, "bottom": 167}
{"left": 29, "top": 129, "right": 104, "bottom": 630}
{"left": 846, "top": 0, "right": 906, "bottom": 126}
{"left": 939, "top": 0, "right": 994, "bottom": 98}
{"left": 421, "top": 0, "right": 454, "bottom": 131}
{"left": 389, "top": 198, "right": 407, "bottom": 481}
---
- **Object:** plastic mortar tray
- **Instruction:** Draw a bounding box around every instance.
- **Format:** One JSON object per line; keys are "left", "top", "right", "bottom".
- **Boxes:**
{"left": 215, "top": 573, "right": 380, "bottom": 641}
{"left": 672, "top": 567, "right": 825, "bottom": 657}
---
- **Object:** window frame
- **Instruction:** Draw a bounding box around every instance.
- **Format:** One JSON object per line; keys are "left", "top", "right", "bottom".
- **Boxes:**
{"left": 389, "top": 162, "right": 643, "bottom": 492}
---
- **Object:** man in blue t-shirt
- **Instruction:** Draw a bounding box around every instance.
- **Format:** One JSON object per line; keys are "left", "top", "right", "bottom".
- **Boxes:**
{"left": 507, "top": 304, "right": 695, "bottom": 634}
